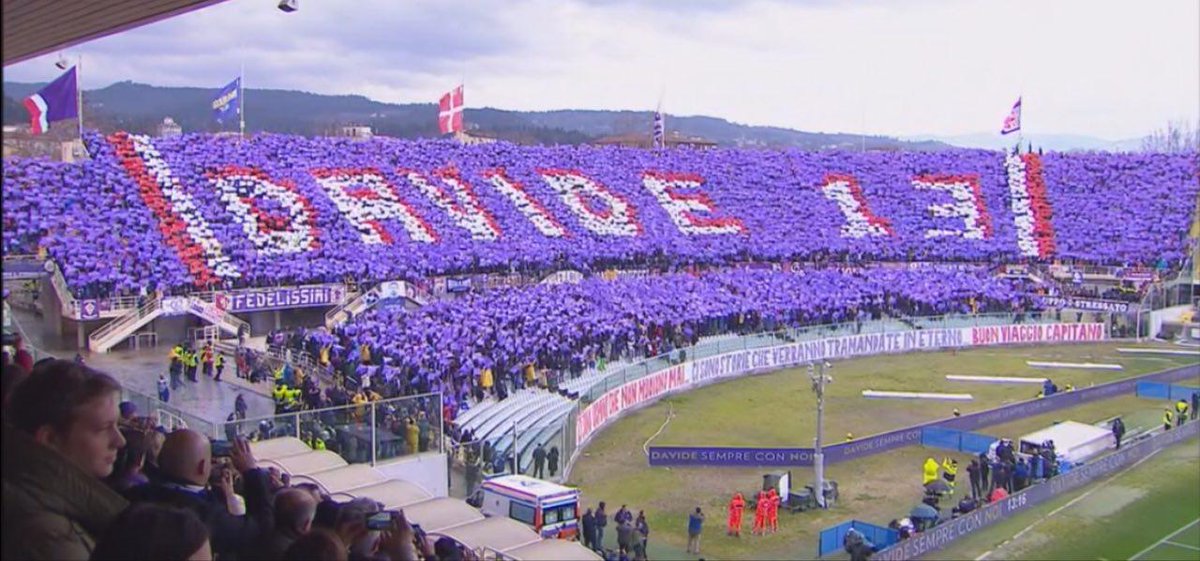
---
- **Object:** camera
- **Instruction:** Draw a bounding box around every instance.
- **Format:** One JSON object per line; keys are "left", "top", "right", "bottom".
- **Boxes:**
{"left": 366, "top": 511, "right": 396, "bottom": 531}
{"left": 211, "top": 440, "right": 234, "bottom": 457}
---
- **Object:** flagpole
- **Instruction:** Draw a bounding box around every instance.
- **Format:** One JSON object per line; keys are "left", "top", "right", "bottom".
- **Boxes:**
{"left": 76, "top": 54, "right": 84, "bottom": 140}
{"left": 239, "top": 63, "right": 246, "bottom": 139}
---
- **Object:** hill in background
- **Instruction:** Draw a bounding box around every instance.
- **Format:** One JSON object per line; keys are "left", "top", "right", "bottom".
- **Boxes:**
{"left": 3, "top": 80, "right": 948, "bottom": 150}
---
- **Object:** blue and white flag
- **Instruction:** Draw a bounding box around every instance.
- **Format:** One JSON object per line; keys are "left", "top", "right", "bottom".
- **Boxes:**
{"left": 23, "top": 66, "right": 78, "bottom": 135}
{"left": 212, "top": 77, "right": 241, "bottom": 123}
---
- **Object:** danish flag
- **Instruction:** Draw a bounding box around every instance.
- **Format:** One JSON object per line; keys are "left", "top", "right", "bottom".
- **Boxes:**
{"left": 438, "top": 85, "right": 464, "bottom": 134}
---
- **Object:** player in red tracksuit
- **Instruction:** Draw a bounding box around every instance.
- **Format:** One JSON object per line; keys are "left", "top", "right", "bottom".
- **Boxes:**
{"left": 727, "top": 492, "right": 746, "bottom": 537}
{"left": 752, "top": 490, "right": 769, "bottom": 535}
{"left": 767, "top": 488, "right": 780, "bottom": 533}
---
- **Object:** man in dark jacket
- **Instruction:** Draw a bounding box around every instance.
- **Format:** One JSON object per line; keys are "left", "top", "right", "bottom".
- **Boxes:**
{"left": 547, "top": 446, "right": 560, "bottom": 478}
{"left": 581, "top": 508, "right": 597, "bottom": 551}
{"left": 595, "top": 502, "right": 609, "bottom": 551}
{"left": 241, "top": 487, "right": 316, "bottom": 560}
{"left": 1111, "top": 417, "right": 1126, "bottom": 450}
{"left": 966, "top": 459, "right": 983, "bottom": 500}
{"left": 532, "top": 443, "right": 547, "bottom": 479}
{"left": 125, "top": 431, "right": 273, "bottom": 560}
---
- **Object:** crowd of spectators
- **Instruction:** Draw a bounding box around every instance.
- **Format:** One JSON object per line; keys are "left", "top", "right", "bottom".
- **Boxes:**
{"left": 274, "top": 267, "right": 1033, "bottom": 433}
{"left": 0, "top": 355, "right": 467, "bottom": 561}
{"left": 3, "top": 132, "right": 1196, "bottom": 298}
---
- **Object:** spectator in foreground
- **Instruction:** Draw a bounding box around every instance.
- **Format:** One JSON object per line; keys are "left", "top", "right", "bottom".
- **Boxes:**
{"left": 105, "top": 428, "right": 151, "bottom": 493}
{"left": 242, "top": 487, "right": 317, "bottom": 560}
{"left": 283, "top": 528, "right": 348, "bottom": 561}
{"left": 124, "top": 432, "right": 273, "bottom": 560}
{"left": 1, "top": 359, "right": 129, "bottom": 560}
{"left": 91, "top": 502, "right": 211, "bottom": 561}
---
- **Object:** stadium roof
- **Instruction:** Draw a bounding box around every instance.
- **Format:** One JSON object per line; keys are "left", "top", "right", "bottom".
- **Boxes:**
{"left": 2, "top": 0, "right": 229, "bottom": 66}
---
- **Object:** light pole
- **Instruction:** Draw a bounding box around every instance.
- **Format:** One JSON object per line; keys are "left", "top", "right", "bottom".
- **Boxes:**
{"left": 809, "top": 360, "right": 833, "bottom": 508}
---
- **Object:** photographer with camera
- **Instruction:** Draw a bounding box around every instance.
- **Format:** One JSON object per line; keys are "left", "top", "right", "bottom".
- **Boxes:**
{"left": 124, "top": 432, "right": 273, "bottom": 560}
{"left": 313, "top": 498, "right": 434, "bottom": 561}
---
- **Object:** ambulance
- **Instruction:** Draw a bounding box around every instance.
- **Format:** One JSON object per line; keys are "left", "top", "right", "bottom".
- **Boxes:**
{"left": 478, "top": 474, "right": 580, "bottom": 539}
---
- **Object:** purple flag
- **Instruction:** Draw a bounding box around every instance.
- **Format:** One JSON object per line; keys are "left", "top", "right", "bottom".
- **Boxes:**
{"left": 24, "top": 66, "right": 78, "bottom": 135}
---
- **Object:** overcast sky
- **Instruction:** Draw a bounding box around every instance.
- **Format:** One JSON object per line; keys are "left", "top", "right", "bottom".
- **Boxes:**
{"left": 4, "top": 0, "right": 1198, "bottom": 139}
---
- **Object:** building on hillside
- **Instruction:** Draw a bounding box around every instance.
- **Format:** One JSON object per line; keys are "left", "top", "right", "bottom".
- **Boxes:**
{"left": 593, "top": 131, "right": 717, "bottom": 149}
{"left": 339, "top": 124, "right": 374, "bottom": 139}
{"left": 2, "top": 124, "right": 88, "bottom": 161}
{"left": 452, "top": 130, "right": 498, "bottom": 145}
{"left": 158, "top": 117, "right": 183, "bottom": 137}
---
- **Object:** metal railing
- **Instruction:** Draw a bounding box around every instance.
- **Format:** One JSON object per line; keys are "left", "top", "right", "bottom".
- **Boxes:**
{"left": 46, "top": 260, "right": 79, "bottom": 318}
{"left": 88, "top": 297, "right": 161, "bottom": 353}
{"left": 222, "top": 391, "right": 445, "bottom": 466}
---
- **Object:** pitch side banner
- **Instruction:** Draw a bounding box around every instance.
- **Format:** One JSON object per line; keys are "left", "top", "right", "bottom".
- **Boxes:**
{"left": 574, "top": 365, "right": 687, "bottom": 446}
{"left": 579, "top": 322, "right": 1105, "bottom": 449}
{"left": 688, "top": 323, "right": 1105, "bottom": 387}
{"left": 873, "top": 421, "right": 1200, "bottom": 561}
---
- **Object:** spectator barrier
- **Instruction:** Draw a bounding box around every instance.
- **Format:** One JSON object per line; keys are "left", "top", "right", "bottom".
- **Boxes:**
{"left": 223, "top": 391, "right": 445, "bottom": 466}
{"left": 642, "top": 363, "right": 1197, "bottom": 468}
{"left": 574, "top": 320, "right": 1107, "bottom": 459}
{"left": 818, "top": 520, "right": 900, "bottom": 558}
{"left": 1135, "top": 381, "right": 1200, "bottom": 402}
{"left": 871, "top": 420, "right": 1200, "bottom": 560}
{"left": 919, "top": 427, "right": 998, "bottom": 455}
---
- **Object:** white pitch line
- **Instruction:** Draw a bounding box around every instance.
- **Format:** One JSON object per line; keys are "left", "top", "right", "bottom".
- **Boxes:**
{"left": 1026, "top": 361, "right": 1123, "bottom": 370}
{"left": 976, "top": 450, "right": 1163, "bottom": 561}
{"left": 1117, "top": 348, "right": 1199, "bottom": 356}
{"left": 862, "top": 390, "right": 974, "bottom": 401}
{"left": 1130, "top": 518, "right": 1200, "bottom": 560}
{"left": 1163, "top": 541, "right": 1200, "bottom": 551}
{"left": 947, "top": 375, "right": 1047, "bottom": 384}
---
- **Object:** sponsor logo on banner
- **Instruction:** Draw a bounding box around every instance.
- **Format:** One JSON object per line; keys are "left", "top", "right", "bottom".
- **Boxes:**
{"left": 227, "top": 284, "right": 346, "bottom": 312}
{"left": 79, "top": 300, "right": 99, "bottom": 320}
{"left": 1041, "top": 296, "right": 1130, "bottom": 313}
{"left": 446, "top": 277, "right": 472, "bottom": 293}
{"left": 575, "top": 365, "right": 686, "bottom": 446}
{"left": 161, "top": 296, "right": 191, "bottom": 316}
{"left": 541, "top": 270, "right": 583, "bottom": 285}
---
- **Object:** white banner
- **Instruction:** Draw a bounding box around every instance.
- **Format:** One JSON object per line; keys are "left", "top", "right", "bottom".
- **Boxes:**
{"left": 575, "top": 365, "right": 686, "bottom": 446}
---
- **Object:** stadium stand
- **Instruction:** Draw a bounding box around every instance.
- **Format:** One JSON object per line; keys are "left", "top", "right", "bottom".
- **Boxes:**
{"left": 3, "top": 133, "right": 1197, "bottom": 298}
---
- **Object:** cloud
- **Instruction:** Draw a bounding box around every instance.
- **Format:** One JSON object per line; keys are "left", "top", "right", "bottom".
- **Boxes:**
{"left": 3, "top": 0, "right": 1196, "bottom": 139}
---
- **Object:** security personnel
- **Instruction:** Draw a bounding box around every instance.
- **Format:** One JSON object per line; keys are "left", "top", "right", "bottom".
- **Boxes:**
{"left": 1176, "top": 399, "right": 1190, "bottom": 426}
{"left": 201, "top": 343, "right": 214, "bottom": 377}
{"left": 922, "top": 457, "right": 939, "bottom": 485}
{"left": 273, "top": 384, "right": 289, "bottom": 414}
{"left": 942, "top": 457, "right": 959, "bottom": 489}
{"left": 184, "top": 347, "right": 199, "bottom": 382}
{"left": 214, "top": 352, "right": 225, "bottom": 381}
{"left": 1163, "top": 408, "right": 1174, "bottom": 431}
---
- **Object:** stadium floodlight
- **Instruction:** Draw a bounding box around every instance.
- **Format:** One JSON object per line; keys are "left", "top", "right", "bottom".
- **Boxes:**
{"left": 278, "top": 0, "right": 298, "bottom": 12}
{"left": 809, "top": 360, "right": 833, "bottom": 508}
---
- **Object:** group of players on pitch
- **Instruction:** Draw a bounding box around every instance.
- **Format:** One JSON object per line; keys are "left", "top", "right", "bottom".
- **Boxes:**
{"left": 725, "top": 489, "right": 781, "bottom": 537}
